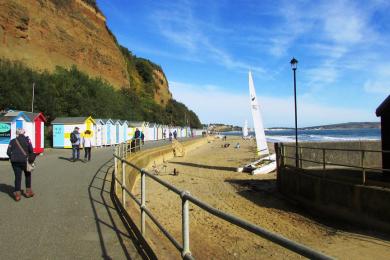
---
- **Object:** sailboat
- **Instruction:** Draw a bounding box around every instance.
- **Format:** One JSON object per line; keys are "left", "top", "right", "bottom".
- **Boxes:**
{"left": 239, "top": 71, "right": 276, "bottom": 175}
{"left": 242, "top": 120, "right": 249, "bottom": 139}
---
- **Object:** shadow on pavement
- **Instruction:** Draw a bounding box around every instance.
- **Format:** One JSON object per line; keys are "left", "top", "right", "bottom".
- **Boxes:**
{"left": 0, "top": 183, "right": 14, "bottom": 199}
{"left": 89, "top": 158, "right": 157, "bottom": 260}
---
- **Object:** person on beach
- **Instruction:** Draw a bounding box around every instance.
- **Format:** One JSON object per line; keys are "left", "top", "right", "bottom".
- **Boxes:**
{"left": 163, "top": 129, "right": 166, "bottom": 140}
{"left": 169, "top": 131, "right": 173, "bottom": 141}
{"left": 7, "top": 128, "right": 36, "bottom": 201}
{"left": 82, "top": 130, "right": 92, "bottom": 161}
{"left": 70, "top": 127, "right": 81, "bottom": 162}
{"left": 173, "top": 130, "right": 177, "bottom": 139}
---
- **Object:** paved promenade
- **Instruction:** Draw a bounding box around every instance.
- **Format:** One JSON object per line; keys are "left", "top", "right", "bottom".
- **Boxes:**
{"left": 0, "top": 140, "right": 174, "bottom": 259}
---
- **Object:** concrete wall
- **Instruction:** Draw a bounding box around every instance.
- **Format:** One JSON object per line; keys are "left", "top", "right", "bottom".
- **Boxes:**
{"left": 282, "top": 141, "right": 382, "bottom": 169}
{"left": 116, "top": 137, "right": 208, "bottom": 194}
{"left": 279, "top": 167, "right": 390, "bottom": 232}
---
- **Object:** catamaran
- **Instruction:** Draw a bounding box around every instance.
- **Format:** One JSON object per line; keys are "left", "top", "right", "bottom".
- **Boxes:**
{"left": 242, "top": 120, "right": 249, "bottom": 139}
{"left": 239, "top": 71, "right": 276, "bottom": 174}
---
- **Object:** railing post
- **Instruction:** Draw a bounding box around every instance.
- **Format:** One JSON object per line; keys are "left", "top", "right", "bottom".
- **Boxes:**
{"left": 361, "top": 150, "right": 366, "bottom": 185}
{"left": 141, "top": 168, "right": 146, "bottom": 235}
{"left": 122, "top": 161, "right": 126, "bottom": 206}
{"left": 322, "top": 149, "right": 326, "bottom": 178}
{"left": 114, "top": 149, "right": 118, "bottom": 194}
{"left": 182, "top": 191, "right": 191, "bottom": 258}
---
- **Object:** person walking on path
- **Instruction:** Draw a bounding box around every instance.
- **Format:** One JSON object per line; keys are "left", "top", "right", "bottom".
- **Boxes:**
{"left": 82, "top": 130, "right": 92, "bottom": 162}
{"left": 133, "top": 128, "right": 142, "bottom": 151}
{"left": 169, "top": 132, "right": 172, "bottom": 141}
{"left": 70, "top": 127, "right": 81, "bottom": 162}
{"left": 173, "top": 130, "right": 177, "bottom": 140}
{"left": 7, "top": 128, "right": 35, "bottom": 201}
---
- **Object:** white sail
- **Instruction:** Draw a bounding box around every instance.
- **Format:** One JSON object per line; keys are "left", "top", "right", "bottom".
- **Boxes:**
{"left": 243, "top": 120, "right": 248, "bottom": 137}
{"left": 248, "top": 71, "right": 269, "bottom": 156}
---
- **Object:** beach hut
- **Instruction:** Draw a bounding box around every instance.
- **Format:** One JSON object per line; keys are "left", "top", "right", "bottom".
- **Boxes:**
{"left": 24, "top": 112, "right": 47, "bottom": 154}
{"left": 376, "top": 94, "right": 390, "bottom": 170}
{"left": 121, "top": 120, "right": 129, "bottom": 142}
{"left": 112, "top": 120, "right": 122, "bottom": 144}
{"left": 148, "top": 123, "right": 157, "bottom": 141}
{"left": 52, "top": 116, "right": 96, "bottom": 148}
{"left": 0, "top": 111, "right": 32, "bottom": 158}
{"left": 94, "top": 119, "right": 105, "bottom": 147}
{"left": 4, "top": 111, "right": 47, "bottom": 154}
{"left": 128, "top": 121, "right": 148, "bottom": 140}
{"left": 102, "top": 119, "right": 114, "bottom": 146}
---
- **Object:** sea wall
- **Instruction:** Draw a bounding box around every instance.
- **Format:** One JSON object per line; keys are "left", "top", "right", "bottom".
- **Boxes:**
{"left": 118, "top": 137, "right": 208, "bottom": 193}
{"left": 278, "top": 165, "right": 390, "bottom": 233}
{"left": 282, "top": 141, "right": 382, "bottom": 168}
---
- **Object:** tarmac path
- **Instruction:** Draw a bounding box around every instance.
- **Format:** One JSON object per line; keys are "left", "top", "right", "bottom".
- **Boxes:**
{"left": 0, "top": 139, "right": 176, "bottom": 259}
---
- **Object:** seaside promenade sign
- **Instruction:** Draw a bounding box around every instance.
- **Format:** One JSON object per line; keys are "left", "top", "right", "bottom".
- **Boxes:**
{"left": 0, "top": 123, "right": 11, "bottom": 144}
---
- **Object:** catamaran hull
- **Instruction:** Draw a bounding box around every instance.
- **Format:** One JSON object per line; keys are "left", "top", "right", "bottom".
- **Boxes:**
{"left": 238, "top": 154, "right": 276, "bottom": 175}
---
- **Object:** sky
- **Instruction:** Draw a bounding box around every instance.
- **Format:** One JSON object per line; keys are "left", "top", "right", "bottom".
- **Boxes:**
{"left": 97, "top": 0, "right": 390, "bottom": 128}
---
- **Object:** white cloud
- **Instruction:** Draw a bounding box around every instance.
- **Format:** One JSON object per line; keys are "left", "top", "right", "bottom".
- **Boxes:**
{"left": 364, "top": 80, "right": 390, "bottom": 94}
{"left": 170, "top": 81, "right": 376, "bottom": 127}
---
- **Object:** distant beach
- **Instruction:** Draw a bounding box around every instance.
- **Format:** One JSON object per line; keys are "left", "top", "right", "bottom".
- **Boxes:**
{"left": 223, "top": 128, "right": 381, "bottom": 142}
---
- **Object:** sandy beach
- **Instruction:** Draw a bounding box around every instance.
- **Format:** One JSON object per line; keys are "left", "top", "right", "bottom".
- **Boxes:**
{"left": 132, "top": 136, "right": 390, "bottom": 259}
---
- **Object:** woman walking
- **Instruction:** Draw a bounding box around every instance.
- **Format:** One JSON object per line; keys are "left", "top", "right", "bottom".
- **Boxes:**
{"left": 82, "top": 130, "right": 92, "bottom": 161}
{"left": 7, "top": 128, "right": 35, "bottom": 201}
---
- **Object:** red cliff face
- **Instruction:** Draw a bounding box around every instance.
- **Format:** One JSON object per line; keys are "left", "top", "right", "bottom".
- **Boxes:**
{"left": 0, "top": 0, "right": 129, "bottom": 88}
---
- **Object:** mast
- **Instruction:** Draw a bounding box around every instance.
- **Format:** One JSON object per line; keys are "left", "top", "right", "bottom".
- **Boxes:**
{"left": 248, "top": 71, "right": 269, "bottom": 156}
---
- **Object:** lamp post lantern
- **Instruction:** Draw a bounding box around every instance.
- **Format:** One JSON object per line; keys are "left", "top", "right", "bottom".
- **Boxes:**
{"left": 290, "top": 57, "right": 299, "bottom": 168}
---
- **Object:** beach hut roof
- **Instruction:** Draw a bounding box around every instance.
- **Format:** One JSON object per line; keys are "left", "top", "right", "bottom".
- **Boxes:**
{"left": 101, "top": 119, "right": 114, "bottom": 124}
{"left": 376, "top": 95, "right": 390, "bottom": 117}
{"left": 5, "top": 110, "right": 46, "bottom": 122}
{"left": 149, "top": 122, "right": 157, "bottom": 127}
{"left": 0, "top": 111, "right": 31, "bottom": 122}
{"left": 121, "top": 120, "right": 128, "bottom": 125}
{"left": 112, "top": 119, "right": 122, "bottom": 124}
{"left": 52, "top": 116, "right": 95, "bottom": 124}
{"left": 94, "top": 118, "right": 106, "bottom": 124}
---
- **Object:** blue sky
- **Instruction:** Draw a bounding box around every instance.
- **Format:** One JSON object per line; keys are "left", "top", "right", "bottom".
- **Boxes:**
{"left": 97, "top": 0, "right": 390, "bottom": 127}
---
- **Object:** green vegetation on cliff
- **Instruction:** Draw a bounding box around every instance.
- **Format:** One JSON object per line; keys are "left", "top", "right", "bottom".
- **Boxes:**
{"left": 0, "top": 59, "right": 201, "bottom": 128}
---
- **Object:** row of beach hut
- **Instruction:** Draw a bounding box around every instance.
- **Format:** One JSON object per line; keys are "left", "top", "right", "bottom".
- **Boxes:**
{"left": 0, "top": 111, "right": 203, "bottom": 157}
{"left": 52, "top": 117, "right": 199, "bottom": 148}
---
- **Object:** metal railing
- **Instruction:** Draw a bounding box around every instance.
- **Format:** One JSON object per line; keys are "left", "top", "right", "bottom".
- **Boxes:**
{"left": 112, "top": 141, "right": 333, "bottom": 259}
{"left": 278, "top": 143, "right": 390, "bottom": 185}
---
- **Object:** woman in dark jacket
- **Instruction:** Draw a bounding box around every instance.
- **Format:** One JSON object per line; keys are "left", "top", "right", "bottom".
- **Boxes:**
{"left": 6, "top": 128, "right": 35, "bottom": 201}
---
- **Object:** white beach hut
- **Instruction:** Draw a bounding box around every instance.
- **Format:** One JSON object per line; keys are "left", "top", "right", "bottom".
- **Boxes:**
{"left": 148, "top": 123, "right": 157, "bottom": 141}
{"left": 0, "top": 111, "right": 32, "bottom": 158}
{"left": 102, "top": 119, "right": 114, "bottom": 146}
{"left": 94, "top": 119, "right": 105, "bottom": 147}
{"left": 121, "top": 120, "right": 129, "bottom": 142}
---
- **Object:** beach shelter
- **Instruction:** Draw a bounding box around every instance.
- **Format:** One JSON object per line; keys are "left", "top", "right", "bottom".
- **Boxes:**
{"left": 24, "top": 112, "right": 47, "bottom": 153}
{"left": 52, "top": 116, "right": 96, "bottom": 148}
{"left": 121, "top": 120, "right": 129, "bottom": 141}
{"left": 148, "top": 123, "right": 157, "bottom": 141}
{"left": 102, "top": 119, "right": 113, "bottom": 145}
{"left": 0, "top": 111, "right": 32, "bottom": 158}
{"left": 4, "top": 111, "right": 46, "bottom": 154}
{"left": 128, "top": 121, "right": 147, "bottom": 140}
{"left": 94, "top": 119, "right": 105, "bottom": 147}
{"left": 112, "top": 120, "right": 122, "bottom": 144}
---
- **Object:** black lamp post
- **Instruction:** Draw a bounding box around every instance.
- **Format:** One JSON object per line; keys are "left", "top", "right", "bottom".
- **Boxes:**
{"left": 290, "top": 57, "right": 299, "bottom": 168}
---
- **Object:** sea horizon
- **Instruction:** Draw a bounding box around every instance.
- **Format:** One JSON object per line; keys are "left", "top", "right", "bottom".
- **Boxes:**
{"left": 222, "top": 128, "right": 381, "bottom": 143}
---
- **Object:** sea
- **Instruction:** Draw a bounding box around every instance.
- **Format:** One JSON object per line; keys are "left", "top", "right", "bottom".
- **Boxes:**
{"left": 223, "top": 128, "right": 381, "bottom": 143}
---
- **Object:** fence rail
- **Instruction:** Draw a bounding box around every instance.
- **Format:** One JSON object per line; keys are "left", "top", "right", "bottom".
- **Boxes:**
{"left": 279, "top": 143, "right": 390, "bottom": 185}
{"left": 111, "top": 141, "right": 333, "bottom": 259}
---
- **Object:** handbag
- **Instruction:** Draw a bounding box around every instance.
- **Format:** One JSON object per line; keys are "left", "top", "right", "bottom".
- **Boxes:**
{"left": 15, "top": 138, "right": 36, "bottom": 172}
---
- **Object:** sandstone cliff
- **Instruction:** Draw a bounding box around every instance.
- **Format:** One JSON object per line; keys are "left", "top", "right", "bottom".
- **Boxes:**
{"left": 0, "top": 0, "right": 172, "bottom": 106}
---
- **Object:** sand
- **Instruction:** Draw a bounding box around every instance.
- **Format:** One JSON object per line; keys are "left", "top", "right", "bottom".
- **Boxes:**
{"left": 132, "top": 136, "right": 390, "bottom": 259}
